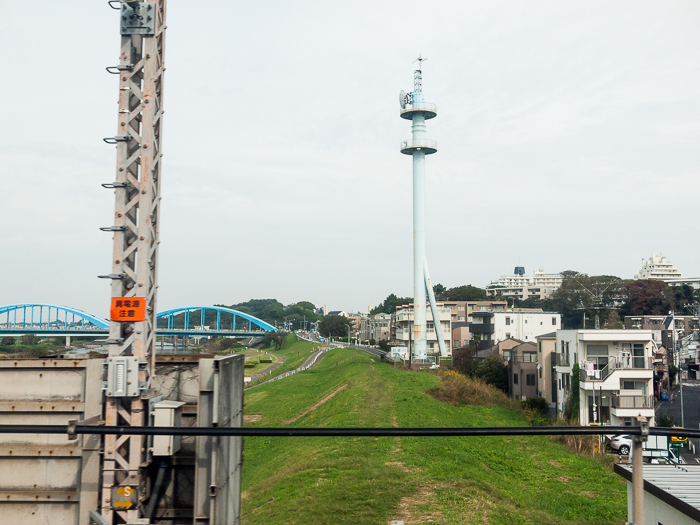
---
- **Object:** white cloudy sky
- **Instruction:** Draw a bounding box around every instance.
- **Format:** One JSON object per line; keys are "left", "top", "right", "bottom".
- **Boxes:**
{"left": 1, "top": 1, "right": 698, "bottom": 317}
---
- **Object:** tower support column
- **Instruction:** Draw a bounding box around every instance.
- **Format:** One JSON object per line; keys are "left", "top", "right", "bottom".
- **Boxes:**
{"left": 413, "top": 149, "right": 427, "bottom": 359}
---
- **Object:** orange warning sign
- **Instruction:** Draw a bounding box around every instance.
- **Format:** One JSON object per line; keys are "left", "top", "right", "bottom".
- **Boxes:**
{"left": 110, "top": 297, "right": 147, "bottom": 322}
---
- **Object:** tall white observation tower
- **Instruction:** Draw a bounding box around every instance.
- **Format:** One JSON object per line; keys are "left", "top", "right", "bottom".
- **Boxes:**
{"left": 399, "top": 56, "right": 445, "bottom": 360}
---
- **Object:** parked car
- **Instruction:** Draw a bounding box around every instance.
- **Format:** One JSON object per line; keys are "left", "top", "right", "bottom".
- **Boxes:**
{"left": 609, "top": 434, "right": 633, "bottom": 455}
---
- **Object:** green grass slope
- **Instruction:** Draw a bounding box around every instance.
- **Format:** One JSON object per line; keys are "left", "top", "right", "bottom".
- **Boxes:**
{"left": 245, "top": 334, "right": 318, "bottom": 386}
{"left": 242, "top": 348, "right": 626, "bottom": 525}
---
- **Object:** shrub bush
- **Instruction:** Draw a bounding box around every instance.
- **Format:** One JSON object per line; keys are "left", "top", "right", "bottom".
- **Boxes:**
{"left": 428, "top": 370, "right": 520, "bottom": 411}
{"left": 244, "top": 360, "right": 258, "bottom": 368}
{"left": 259, "top": 356, "right": 273, "bottom": 363}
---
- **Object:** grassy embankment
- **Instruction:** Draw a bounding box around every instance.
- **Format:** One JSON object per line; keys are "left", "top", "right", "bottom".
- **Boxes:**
{"left": 245, "top": 334, "right": 319, "bottom": 386}
{"left": 242, "top": 347, "right": 626, "bottom": 525}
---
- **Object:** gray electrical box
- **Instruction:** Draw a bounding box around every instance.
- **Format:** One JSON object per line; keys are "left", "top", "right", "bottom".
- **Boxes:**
{"left": 104, "top": 356, "right": 141, "bottom": 397}
{"left": 152, "top": 400, "right": 185, "bottom": 456}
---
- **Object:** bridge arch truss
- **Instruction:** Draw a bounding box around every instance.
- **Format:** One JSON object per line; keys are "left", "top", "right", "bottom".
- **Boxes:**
{"left": 157, "top": 306, "right": 277, "bottom": 334}
{"left": 0, "top": 304, "right": 110, "bottom": 330}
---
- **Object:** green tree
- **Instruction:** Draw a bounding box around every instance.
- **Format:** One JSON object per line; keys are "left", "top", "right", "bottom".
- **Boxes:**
{"left": 544, "top": 271, "right": 625, "bottom": 328}
{"left": 469, "top": 356, "right": 508, "bottom": 393}
{"left": 672, "top": 285, "right": 695, "bottom": 315}
{"left": 318, "top": 315, "right": 351, "bottom": 337}
{"left": 564, "top": 364, "right": 581, "bottom": 423}
{"left": 1, "top": 337, "right": 15, "bottom": 346}
{"left": 294, "top": 301, "right": 316, "bottom": 312}
{"left": 432, "top": 283, "right": 447, "bottom": 297}
{"left": 603, "top": 310, "right": 623, "bottom": 329}
{"left": 438, "top": 285, "right": 487, "bottom": 301}
{"left": 371, "top": 294, "right": 412, "bottom": 315}
{"left": 20, "top": 334, "right": 40, "bottom": 346}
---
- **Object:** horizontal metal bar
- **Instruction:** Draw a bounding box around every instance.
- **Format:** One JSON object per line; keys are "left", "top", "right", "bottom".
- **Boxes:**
{"left": 105, "top": 64, "right": 134, "bottom": 74}
{"left": 0, "top": 424, "right": 698, "bottom": 439}
{"left": 100, "top": 225, "right": 128, "bottom": 232}
{"left": 101, "top": 181, "right": 131, "bottom": 189}
{"left": 103, "top": 136, "right": 131, "bottom": 144}
{"left": 97, "top": 273, "right": 126, "bottom": 280}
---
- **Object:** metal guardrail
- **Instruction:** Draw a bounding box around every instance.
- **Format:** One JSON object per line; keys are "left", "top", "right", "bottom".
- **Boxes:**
{"left": 580, "top": 356, "right": 652, "bottom": 382}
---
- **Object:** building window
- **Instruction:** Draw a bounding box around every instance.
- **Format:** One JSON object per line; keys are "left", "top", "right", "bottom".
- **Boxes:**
{"left": 505, "top": 317, "right": 511, "bottom": 326}
{"left": 503, "top": 351, "right": 511, "bottom": 361}
{"left": 539, "top": 368, "right": 542, "bottom": 378}
{"left": 464, "top": 340, "right": 468, "bottom": 346}
{"left": 552, "top": 317, "right": 556, "bottom": 325}
{"left": 538, "top": 341, "right": 542, "bottom": 353}
{"left": 514, "top": 374, "right": 518, "bottom": 384}
{"left": 526, "top": 374, "right": 536, "bottom": 386}
{"left": 454, "top": 340, "right": 459, "bottom": 347}
{"left": 505, "top": 332, "right": 511, "bottom": 339}
{"left": 523, "top": 352, "right": 537, "bottom": 363}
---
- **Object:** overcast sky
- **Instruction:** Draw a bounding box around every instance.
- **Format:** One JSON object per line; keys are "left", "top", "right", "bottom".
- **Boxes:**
{"left": 1, "top": 1, "right": 698, "bottom": 317}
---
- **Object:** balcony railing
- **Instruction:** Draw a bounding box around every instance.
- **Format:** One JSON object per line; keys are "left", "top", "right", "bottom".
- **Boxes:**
{"left": 399, "top": 139, "right": 438, "bottom": 155}
{"left": 469, "top": 323, "right": 494, "bottom": 334}
{"left": 554, "top": 353, "right": 570, "bottom": 367}
{"left": 611, "top": 394, "right": 654, "bottom": 409}
{"left": 579, "top": 356, "right": 652, "bottom": 382}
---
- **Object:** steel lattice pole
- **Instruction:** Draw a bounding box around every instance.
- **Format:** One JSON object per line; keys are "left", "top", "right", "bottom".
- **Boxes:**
{"left": 101, "top": 1, "right": 166, "bottom": 522}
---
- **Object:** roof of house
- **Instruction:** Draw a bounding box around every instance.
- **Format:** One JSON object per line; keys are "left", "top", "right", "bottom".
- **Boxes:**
{"left": 614, "top": 464, "right": 700, "bottom": 522}
{"left": 512, "top": 342, "right": 537, "bottom": 352}
{"left": 536, "top": 332, "right": 557, "bottom": 339}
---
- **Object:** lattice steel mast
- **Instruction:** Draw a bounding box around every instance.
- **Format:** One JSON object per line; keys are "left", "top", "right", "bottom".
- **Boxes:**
{"left": 100, "top": 0, "right": 166, "bottom": 522}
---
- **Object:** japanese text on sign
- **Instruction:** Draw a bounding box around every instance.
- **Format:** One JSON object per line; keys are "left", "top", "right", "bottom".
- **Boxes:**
{"left": 110, "top": 297, "right": 147, "bottom": 322}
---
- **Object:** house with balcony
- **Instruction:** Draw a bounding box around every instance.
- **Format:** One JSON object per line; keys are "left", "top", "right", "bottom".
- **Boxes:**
{"left": 555, "top": 329, "right": 655, "bottom": 426}
{"left": 392, "top": 303, "right": 452, "bottom": 355}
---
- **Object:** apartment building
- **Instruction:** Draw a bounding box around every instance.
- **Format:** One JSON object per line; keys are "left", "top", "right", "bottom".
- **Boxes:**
{"left": 469, "top": 310, "right": 561, "bottom": 344}
{"left": 535, "top": 332, "right": 557, "bottom": 410}
{"left": 634, "top": 253, "right": 682, "bottom": 280}
{"left": 555, "top": 330, "right": 655, "bottom": 426}
{"left": 624, "top": 315, "right": 697, "bottom": 335}
{"left": 485, "top": 268, "right": 563, "bottom": 301}
{"left": 441, "top": 300, "right": 508, "bottom": 323}
{"left": 392, "top": 303, "right": 452, "bottom": 355}
{"left": 358, "top": 313, "right": 391, "bottom": 343}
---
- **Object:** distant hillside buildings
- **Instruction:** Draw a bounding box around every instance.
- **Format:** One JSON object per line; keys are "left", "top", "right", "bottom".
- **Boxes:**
{"left": 485, "top": 268, "right": 564, "bottom": 301}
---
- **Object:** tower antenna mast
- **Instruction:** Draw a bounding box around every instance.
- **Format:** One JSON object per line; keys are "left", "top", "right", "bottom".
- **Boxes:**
{"left": 100, "top": 0, "right": 167, "bottom": 522}
{"left": 399, "top": 56, "right": 446, "bottom": 359}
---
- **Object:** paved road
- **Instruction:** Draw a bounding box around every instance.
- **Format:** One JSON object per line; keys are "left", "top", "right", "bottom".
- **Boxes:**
{"left": 656, "top": 380, "right": 700, "bottom": 462}
{"left": 657, "top": 381, "right": 700, "bottom": 429}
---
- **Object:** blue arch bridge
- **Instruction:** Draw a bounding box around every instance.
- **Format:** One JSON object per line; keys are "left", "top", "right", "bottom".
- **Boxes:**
{"left": 0, "top": 304, "right": 277, "bottom": 347}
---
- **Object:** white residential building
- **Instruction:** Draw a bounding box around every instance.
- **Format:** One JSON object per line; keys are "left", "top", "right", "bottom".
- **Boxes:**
{"left": 485, "top": 268, "right": 563, "bottom": 301}
{"left": 634, "top": 253, "right": 682, "bottom": 280}
{"left": 393, "top": 304, "right": 452, "bottom": 355}
{"left": 468, "top": 311, "right": 561, "bottom": 344}
{"left": 359, "top": 313, "right": 391, "bottom": 343}
{"left": 555, "top": 329, "right": 655, "bottom": 426}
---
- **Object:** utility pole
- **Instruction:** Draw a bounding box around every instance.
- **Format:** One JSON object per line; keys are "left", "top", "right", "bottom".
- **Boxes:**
{"left": 673, "top": 312, "right": 685, "bottom": 428}
{"left": 101, "top": 1, "right": 167, "bottom": 522}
